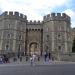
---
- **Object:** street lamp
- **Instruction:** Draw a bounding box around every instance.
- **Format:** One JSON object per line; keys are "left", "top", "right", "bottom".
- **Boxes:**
{"left": 18, "top": 44, "right": 21, "bottom": 58}
{"left": 57, "top": 46, "right": 61, "bottom": 61}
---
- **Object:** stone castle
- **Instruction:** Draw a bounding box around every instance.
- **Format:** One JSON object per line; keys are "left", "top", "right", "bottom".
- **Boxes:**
{"left": 0, "top": 11, "right": 72, "bottom": 60}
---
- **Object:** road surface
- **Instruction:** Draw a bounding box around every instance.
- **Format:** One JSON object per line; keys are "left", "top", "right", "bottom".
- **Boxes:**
{"left": 0, "top": 64, "right": 75, "bottom": 75}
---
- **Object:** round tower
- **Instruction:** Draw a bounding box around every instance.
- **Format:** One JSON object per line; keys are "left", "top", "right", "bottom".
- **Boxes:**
{"left": 43, "top": 13, "right": 72, "bottom": 60}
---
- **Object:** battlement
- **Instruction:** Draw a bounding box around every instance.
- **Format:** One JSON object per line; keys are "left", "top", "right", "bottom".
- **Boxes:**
{"left": 0, "top": 11, "right": 70, "bottom": 23}
{"left": 27, "top": 20, "right": 42, "bottom": 25}
{"left": 0, "top": 11, "right": 27, "bottom": 20}
{"left": 43, "top": 13, "right": 70, "bottom": 22}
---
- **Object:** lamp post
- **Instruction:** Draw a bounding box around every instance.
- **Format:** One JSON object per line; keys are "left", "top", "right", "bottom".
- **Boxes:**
{"left": 45, "top": 46, "right": 48, "bottom": 54}
{"left": 57, "top": 51, "right": 60, "bottom": 61}
{"left": 57, "top": 46, "right": 61, "bottom": 61}
{"left": 18, "top": 44, "right": 21, "bottom": 58}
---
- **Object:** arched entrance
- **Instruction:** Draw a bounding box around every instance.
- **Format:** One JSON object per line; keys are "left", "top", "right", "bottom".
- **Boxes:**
{"left": 29, "top": 42, "right": 40, "bottom": 55}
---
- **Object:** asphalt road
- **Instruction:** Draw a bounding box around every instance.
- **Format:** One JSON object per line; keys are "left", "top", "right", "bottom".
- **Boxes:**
{"left": 0, "top": 64, "right": 75, "bottom": 75}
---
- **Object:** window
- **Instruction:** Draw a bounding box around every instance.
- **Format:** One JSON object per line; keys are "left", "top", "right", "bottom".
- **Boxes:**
{"left": 5, "top": 45, "right": 9, "bottom": 50}
{"left": 7, "top": 40, "right": 9, "bottom": 44}
{"left": 19, "top": 35, "right": 22, "bottom": 40}
{"left": 47, "top": 35, "right": 49, "bottom": 38}
{"left": 8, "top": 24, "right": 10, "bottom": 28}
{"left": 46, "top": 35, "right": 49, "bottom": 42}
{"left": 46, "top": 28, "right": 49, "bottom": 31}
{"left": 58, "top": 26, "right": 61, "bottom": 31}
{"left": 58, "top": 34, "right": 60, "bottom": 38}
{"left": 18, "top": 45, "right": 20, "bottom": 50}
{"left": 58, "top": 32, "right": 61, "bottom": 39}
{"left": 18, "top": 44, "right": 21, "bottom": 52}
{"left": 7, "top": 34, "right": 11, "bottom": 39}
{"left": 58, "top": 46, "right": 61, "bottom": 50}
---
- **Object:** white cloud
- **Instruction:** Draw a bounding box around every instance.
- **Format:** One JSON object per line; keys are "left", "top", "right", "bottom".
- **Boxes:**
{"left": 64, "top": 9, "right": 74, "bottom": 17}
{"left": 0, "top": 0, "right": 72, "bottom": 22}
{"left": 0, "top": 0, "right": 74, "bottom": 27}
{"left": 63, "top": 9, "right": 75, "bottom": 28}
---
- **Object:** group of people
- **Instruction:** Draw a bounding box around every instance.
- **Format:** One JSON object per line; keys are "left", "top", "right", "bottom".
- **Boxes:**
{"left": 0, "top": 55, "right": 9, "bottom": 64}
{"left": 0, "top": 52, "right": 54, "bottom": 64}
{"left": 44, "top": 52, "right": 53, "bottom": 62}
{"left": 30, "top": 54, "right": 38, "bottom": 66}
{"left": 29, "top": 52, "right": 53, "bottom": 66}
{"left": 13, "top": 56, "right": 23, "bottom": 62}
{"left": 13, "top": 52, "right": 53, "bottom": 63}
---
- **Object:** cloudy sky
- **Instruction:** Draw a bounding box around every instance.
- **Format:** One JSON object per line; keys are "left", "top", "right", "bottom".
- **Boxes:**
{"left": 0, "top": 0, "right": 75, "bottom": 27}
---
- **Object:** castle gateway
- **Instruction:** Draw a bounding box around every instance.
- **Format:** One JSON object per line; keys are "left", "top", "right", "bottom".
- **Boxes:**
{"left": 0, "top": 11, "right": 72, "bottom": 60}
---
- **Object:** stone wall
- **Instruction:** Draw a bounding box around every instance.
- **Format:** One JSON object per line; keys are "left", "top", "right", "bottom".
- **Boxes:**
{"left": 43, "top": 13, "right": 72, "bottom": 60}
{"left": 0, "top": 11, "right": 26, "bottom": 54}
{"left": 0, "top": 11, "right": 72, "bottom": 60}
{"left": 60, "top": 53, "right": 75, "bottom": 62}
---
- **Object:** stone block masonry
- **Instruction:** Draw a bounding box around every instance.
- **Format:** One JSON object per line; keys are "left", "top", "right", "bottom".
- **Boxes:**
{"left": 0, "top": 11, "right": 72, "bottom": 61}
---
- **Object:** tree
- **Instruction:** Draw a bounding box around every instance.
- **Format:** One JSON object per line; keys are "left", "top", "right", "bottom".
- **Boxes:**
{"left": 72, "top": 38, "right": 75, "bottom": 52}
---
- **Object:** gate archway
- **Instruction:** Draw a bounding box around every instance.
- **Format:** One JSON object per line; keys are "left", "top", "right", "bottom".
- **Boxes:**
{"left": 29, "top": 42, "right": 40, "bottom": 55}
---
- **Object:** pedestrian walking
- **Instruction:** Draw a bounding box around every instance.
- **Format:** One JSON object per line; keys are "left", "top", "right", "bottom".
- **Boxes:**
{"left": 30, "top": 57, "right": 33, "bottom": 66}
{"left": 37, "top": 55, "right": 40, "bottom": 61}
{"left": 49, "top": 52, "right": 51, "bottom": 60}
{"left": 20, "top": 56, "right": 22, "bottom": 62}
{"left": 44, "top": 52, "right": 47, "bottom": 62}
{"left": 13, "top": 57, "right": 17, "bottom": 62}
{"left": 0, "top": 56, "right": 3, "bottom": 64}
{"left": 32, "top": 54, "right": 36, "bottom": 62}
{"left": 52, "top": 56, "right": 54, "bottom": 61}
{"left": 26, "top": 55, "right": 28, "bottom": 61}
{"left": 17, "top": 54, "right": 20, "bottom": 58}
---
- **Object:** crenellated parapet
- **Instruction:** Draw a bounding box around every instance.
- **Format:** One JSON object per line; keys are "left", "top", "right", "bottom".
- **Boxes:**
{"left": 27, "top": 20, "right": 43, "bottom": 25}
{"left": 0, "top": 11, "right": 71, "bottom": 23}
{"left": 0, "top": 11, "right": 27, "bottom": 21}
{"left": 43, "top": 13, "right": 70, "bottom": 22}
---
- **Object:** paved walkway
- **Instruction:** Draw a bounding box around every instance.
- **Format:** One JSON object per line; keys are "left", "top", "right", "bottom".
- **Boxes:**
{"left": 0, "top": 56, "right": 75, "bottom": 66}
